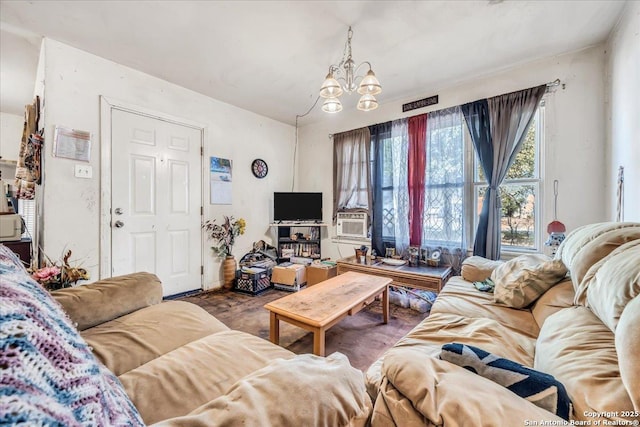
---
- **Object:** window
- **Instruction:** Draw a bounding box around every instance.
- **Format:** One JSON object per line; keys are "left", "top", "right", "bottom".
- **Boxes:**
{"left": 338, "top": 99, "right": 545, "bottom": 259}
{"left": 18, "top": 198, "right": 36, "bottom": 239}
{"left": 379, "top": 135, "right": 398, "bottom": 241}
{"left": 332, "top": 128, "right": 372, "bottom": 220}
{"left": 471, "top": 106, "right": 543, "bottom": 252}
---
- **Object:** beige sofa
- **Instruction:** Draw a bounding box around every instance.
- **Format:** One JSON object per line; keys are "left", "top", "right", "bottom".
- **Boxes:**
{"left": 1, "top": 258, "right": 371, "bottom": 426}
{"left": 366, "top": 222, "right": 640, "bottom": 426}
{"left": 52, "top": 273, "right": 374, "bottom": 426}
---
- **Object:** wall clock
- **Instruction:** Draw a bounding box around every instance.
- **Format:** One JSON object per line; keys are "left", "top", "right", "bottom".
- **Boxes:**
{"left": 251, "top": 158, "right": 268, "bottom": 178}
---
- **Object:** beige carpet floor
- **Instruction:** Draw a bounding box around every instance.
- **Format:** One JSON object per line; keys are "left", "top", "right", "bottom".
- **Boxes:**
{"left": 180, "top": 287, "right": 430, "bottom": 372}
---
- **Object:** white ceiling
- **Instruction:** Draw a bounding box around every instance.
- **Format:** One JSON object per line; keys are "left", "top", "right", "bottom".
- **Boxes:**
{"left": 0, "top": 0, "right": 626, "bottom": 125}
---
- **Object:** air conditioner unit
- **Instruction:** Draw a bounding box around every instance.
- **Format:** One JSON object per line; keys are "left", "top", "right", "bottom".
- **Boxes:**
{"left": 336, "top": 212, "right": 368, "bottom": 239}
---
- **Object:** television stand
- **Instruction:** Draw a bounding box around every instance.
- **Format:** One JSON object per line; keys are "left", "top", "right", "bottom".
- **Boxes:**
{"left": 269, "top": 223, "right": 328, "bottom": 262}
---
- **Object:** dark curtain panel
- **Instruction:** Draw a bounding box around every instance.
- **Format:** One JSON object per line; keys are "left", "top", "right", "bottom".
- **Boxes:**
{"left": 332, "top": 127, "right": 372, "bottom": 222}
{"left": 369, "top": 122, "right": 392, "bottom": 256}
{"left": 461, "top": 99, "right": 493, "bottom": 258}
{"left": 464, "top": 85, "right": 546, "bottom": 259}
{"left": 408, "top": 114, "right": 427, "bottom": 247}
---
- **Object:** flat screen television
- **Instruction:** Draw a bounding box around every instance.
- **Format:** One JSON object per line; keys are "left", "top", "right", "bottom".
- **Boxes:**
{"left": 273, "top": 192, "right": 322, "bottom": 222}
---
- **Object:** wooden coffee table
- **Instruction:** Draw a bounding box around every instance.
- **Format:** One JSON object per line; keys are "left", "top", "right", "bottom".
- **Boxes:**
{"left": 264, "top": 271, "right": 391, "bottom": 356}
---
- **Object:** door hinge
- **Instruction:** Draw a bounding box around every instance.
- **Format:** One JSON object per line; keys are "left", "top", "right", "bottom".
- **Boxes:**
{"left": 200, "top": 206, "right": 203, "bottom": 216}
{"left": 200, "top": 146, "right": 203, "bottom": 156}
{"left": 201, "top": 265, "right": 204, "bottom": 275}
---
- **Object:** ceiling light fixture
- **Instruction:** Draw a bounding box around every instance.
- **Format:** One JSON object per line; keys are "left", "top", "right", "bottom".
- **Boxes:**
{"left": 319, "top": 26, "right": 382, "bottom": 113}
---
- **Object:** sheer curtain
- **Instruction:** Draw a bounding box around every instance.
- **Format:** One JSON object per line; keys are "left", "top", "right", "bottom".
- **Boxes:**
{"left": 422, "top": 106, "right": 466, "bottom": 273}
{"left": 332, "top": 127, "right": 372, "bottom": 222}
{"left": 391, "top": 118, "right": 410, "bottom": 255}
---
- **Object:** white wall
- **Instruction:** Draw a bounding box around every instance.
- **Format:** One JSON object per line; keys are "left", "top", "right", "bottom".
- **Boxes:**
{"left": 0, "top": 112, "right": 23, "bottom": 161}
{"left": 298, "top": 45, "right": 608, "bottom": 260}
{"left": 39, "top": 38, "right": 295, "bottom": 289}
{"left": 605, "top": 1, "right": 639, "bottom": 222}
{"left": 0, "top": 112, "right": 23, "bottom": 183}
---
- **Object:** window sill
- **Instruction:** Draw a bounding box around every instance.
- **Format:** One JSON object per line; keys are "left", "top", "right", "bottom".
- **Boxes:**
{"left": 464, "top": 248, "right": 541, "bottom": 261}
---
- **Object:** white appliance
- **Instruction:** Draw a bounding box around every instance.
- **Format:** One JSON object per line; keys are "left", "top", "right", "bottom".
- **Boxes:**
{"left": 0, "top": 214, "right": 23, "bottom": 242}
{"left": 336, "top": 212, "right": 368, "bottom": 239}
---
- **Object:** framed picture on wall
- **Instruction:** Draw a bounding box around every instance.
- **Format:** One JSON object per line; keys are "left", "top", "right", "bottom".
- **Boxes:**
{"left": 210, "top": 156, "right": 232, "bottom": 205}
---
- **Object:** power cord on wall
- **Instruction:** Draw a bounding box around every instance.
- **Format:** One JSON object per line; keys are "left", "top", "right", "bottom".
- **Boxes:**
{"left": 292, "top": 96, "right": 321, "bottom": 191}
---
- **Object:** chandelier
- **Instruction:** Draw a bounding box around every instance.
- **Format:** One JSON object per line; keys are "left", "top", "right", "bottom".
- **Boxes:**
{"left": 319, "top": 26, "right": 382, "bottom": 113}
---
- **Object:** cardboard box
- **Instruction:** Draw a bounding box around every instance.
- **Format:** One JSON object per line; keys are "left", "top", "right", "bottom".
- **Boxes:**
{"left": 271, "top": 263, "right": 307, "bottom": 287}
{"left": 306, "top": 265, "right": 338, "bottom": 286}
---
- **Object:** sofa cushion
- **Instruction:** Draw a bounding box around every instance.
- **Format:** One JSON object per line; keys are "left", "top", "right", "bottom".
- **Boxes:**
{"left": 364, "top": 306, "right": 538, "bottom": 406}
{"left": 555, "top": 222, "right": 640, "bottom": 300}
{"left": 52, "top": 272, "right": 163, "bottom": 330}
{"left": 432, "top": 277, "right": 540, "bottom": 338}
{"left": 372, "top": 346, "right": 566, "bottom": 427}
{"left": 461, "top": 256, "right": 503, "bottom": 282}
{"left": 491, "top": 254, "right": 567, "bottom": 308}
{"left": 583, "top": 240, "right": 640, "bottom": 332}
{"left": 531, "top": 278, "right": 574, "bottom": 328}
{"left": 152, "top": 353, "right": 372, "bottom": 427}
{"left": 440, "top": 343, "right": 571, "bottom": 420}
{"left": 82, "top": 300, "right": 229, "bottom": 375}
{"left": 616, "top": 296, "right": 640, "bottom": 411}
{"left": 365, "top": 300, "right": 538, "bottom": 407}
{"left": 0, "top": 245, "right": 144, "bottom": 426}
{"left": 119, "top": 330, "right": 295, "bottom": 425}
{"left": 535, "top": 306, "right": 635, "bottom": 422}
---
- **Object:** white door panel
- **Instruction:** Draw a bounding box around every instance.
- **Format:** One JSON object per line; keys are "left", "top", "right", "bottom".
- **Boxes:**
{"left": 111, "top": 109, "right": 201, "bottom": 296}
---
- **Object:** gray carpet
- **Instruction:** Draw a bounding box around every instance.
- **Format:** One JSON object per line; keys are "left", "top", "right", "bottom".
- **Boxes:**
{"left": 180, "top": 287, "right": 430, "bottom": 372}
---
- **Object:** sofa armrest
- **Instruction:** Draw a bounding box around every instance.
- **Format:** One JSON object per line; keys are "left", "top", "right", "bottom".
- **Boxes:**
{"left": 461, "top": 256, "right": 503, "bottom": 282}
{"left": 373, "top": 346, "right": 566, "bottom": 426}
{"left": 151, "top": 352, "right": 372, "bottom": 427}
{"left": 52, "top": 272, "right": 162, "bottom": 330}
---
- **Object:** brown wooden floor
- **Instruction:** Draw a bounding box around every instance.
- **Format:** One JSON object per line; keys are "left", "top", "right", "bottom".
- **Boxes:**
{"left": 180, "top": 287, "right": 430, "bottom": 372}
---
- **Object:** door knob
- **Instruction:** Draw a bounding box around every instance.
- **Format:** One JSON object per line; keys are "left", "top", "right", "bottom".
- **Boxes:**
{"left": 114, "top": 208, "right": 124, "bottom": 215}
{"left": 114, "top": 220, "right": 125, "bottom": 228}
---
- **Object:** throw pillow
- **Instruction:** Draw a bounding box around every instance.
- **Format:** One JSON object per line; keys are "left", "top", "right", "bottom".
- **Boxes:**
{"left": 491, "top": 254, "right": 568, "bottom": 308}
{"left": 439, "top": 343, "right": 571, "bottom": 420}
{"left": 0, "top": 245, "right": 144, "bottom": 426}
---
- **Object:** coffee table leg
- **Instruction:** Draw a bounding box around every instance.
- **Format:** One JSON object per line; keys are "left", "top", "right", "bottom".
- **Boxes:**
{"left": 313, "top": 327, "right": 326, "bottom": 357}
{"left": 270, "top": 312, "right": 280, "bottom": 345}
{"left": 382, "top": 286, "right": 389, "bottom": 324}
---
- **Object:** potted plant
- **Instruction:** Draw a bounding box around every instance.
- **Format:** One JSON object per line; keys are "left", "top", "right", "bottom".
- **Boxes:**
{"left": 31, "top": 249, "right": 90, "bottom": 291}
{"left": 202, "top": 216, "right": 246, "bottom": 289}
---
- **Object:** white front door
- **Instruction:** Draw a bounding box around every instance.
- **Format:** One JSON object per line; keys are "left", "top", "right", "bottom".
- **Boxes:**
{"left": 111, "top": 109, "right": 202, "bottom": 296}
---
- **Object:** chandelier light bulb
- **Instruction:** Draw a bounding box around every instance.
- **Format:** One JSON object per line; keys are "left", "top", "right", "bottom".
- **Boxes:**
{"left": 319, "top": 72, "right": 343, "bottom": 98}
{"left": 357, "top": 70, "right": 382, "bottom": 95}
{"left": 322, "top": 97, "right": 343, "bottom": 113}
{"left": 357, "top": 94, "right": 378, "bottom": 112}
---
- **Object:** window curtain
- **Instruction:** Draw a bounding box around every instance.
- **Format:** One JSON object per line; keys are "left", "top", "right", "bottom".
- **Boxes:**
{"left": 462, "top": 85, "right": 546, "bottom": 259}
{"left": 391, "top": 119, "right": 410, "bottom": 256}
{"left": 408, "top": 114, "right": 427, "bottom": 247}
{"left": 332, "top": 127, "right": 372, "bottom": 222}
{"left": 461, "top": 99, "right": 493, "bottom": 258}
{"left": 422, "top": 106, "right": 466, "bottom": 273}
{"left": 370, "top": 122, "right": 392, "bottom": 256}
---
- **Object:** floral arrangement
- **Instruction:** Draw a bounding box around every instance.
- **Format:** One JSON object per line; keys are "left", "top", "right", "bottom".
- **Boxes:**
{"left": 31, "top": 249, "right": 89, "bottom": 290}
{"left": 202, "top": 216, "right": 246, "bottom": 257}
